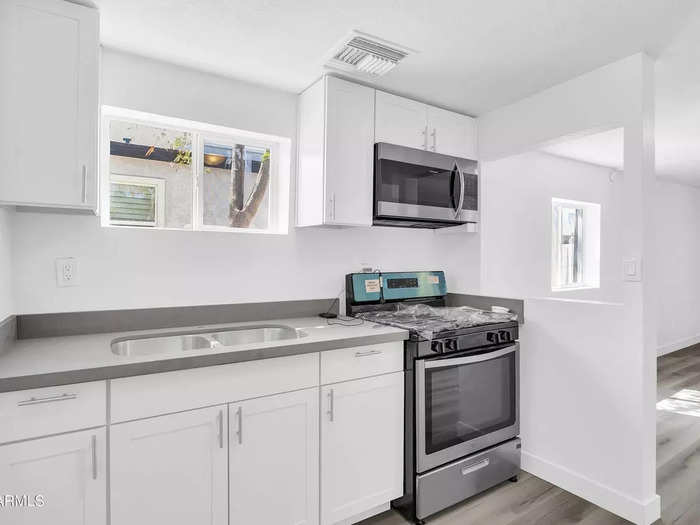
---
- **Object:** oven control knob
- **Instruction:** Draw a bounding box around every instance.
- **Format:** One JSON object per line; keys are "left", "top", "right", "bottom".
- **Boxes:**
{"left": 487, "top": 332, "right": 497, "bottom": 343}
{"left": 445, "top": 339, "right": 458, "bottom": 352}
{"left": 498, "top": 331, "right": 510, "bottom": 342}
{"left": 430, "top": 340, "right": 444, "bottom": 353}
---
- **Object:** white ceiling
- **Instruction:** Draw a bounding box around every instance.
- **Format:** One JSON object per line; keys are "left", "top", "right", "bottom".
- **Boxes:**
{"left": 93, "top": 0, "right": 700, "bottom": 182}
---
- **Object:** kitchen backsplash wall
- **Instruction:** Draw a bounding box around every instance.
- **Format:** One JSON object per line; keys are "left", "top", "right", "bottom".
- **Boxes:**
{"left": 8, "top": 49, "right": 480, "bottom": 314}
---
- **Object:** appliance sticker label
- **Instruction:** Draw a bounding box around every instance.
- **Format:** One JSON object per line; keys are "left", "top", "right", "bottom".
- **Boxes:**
{"left": 429, "top": 275, "right": 440, "bottom": 284}
{"left": 365, "top": 279, "right": 380, "bottom": 293}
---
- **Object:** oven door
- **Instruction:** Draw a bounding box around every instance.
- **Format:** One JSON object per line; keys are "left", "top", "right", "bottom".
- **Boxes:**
{"left": 415, "top": 343, "right": 519, "bottom": 473}
{"left": 374, "top": 143, "right": 478, "bottom": 224}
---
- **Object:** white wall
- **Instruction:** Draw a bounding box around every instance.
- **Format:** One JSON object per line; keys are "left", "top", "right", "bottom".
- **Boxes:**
{"left": 478, "top": 54, "right": 658, "bottom": 525}
{"left": 481, "top": 151, "right": 624, "bottom": 303}
{"left": 656, "top": 180, "right": 700, "bottom": 355}
{"left": 9, "top": 48, "right": 480, "bottom": 314}
{"left": 0, "top": 207, "right": 13, "bottom": 320}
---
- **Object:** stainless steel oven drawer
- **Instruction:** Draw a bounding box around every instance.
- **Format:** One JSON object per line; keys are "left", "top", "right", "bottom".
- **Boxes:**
{"left": 415, "top": 438, "right": 521, "bottom": 519}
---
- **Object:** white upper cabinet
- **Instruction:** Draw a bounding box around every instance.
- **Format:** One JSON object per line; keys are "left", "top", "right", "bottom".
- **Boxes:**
{"left": 0, "top": 0, "right": 99, "bottom": 211}
{"left": 110, "top": 406, "right": 228, "bottom": 525}
{"left": 229, "top": 388, "right": 319, "bottom": 525}
{"left": 375, "top": 91, "right": 428, "bottom": 150}
{"left": 320, "top": 372, "right": 404, "bottom": 525}
{"left": 0, "top": 428, "right": 106, "bottom": 525}
{"left": 426, "top": 105, "right": 478, "bottom": 159}
{"left": 297, "top": 75, "right": 375, "bottom": 227}
{"left": 375, "top": 90, "right": 477, "bottom": 159}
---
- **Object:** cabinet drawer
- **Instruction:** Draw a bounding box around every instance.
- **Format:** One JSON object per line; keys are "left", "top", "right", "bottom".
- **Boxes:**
{"left": 0, "top": 381, "right": 106, "bottom": 444}
{"left": 416, "top": 438, "right": 520, "bottom": 520}
{"left": 321, "top": 342, "right": 403, "bottom": 384}
{"left": 111, "top": 353, "right": 319, "bottom": 423}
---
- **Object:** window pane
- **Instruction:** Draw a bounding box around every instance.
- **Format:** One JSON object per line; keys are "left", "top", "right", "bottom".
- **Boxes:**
{"left": 109, "top": 120, "right": 193, "bottom": 229}
{"left": 552, "top": 203, "right": 583, "bottom": 289}
{"left": 201, "top": 142, "right": 270, "bottom": 229}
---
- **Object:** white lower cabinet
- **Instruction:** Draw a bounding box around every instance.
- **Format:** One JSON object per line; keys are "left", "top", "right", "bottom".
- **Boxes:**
{"left": 320, "top": 372, "right": 404, "bottom": 525}
{"left": 0, "top": 428, "right": 106, "bottom": 525}
{"left": 229, "top": 388, "right": 319, "bottom": 525}
{"left": 109, "top": 405, "right": 228, "bottom": 525}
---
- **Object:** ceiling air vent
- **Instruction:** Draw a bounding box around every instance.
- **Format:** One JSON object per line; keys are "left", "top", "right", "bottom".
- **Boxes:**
{"left": 325, "top": 31, "right": 413, "bottom": 78}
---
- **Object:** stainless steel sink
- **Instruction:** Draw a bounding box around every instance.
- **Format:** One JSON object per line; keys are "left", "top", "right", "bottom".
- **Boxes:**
{"left": 210, "top": 326, "right": 302, "bottom": 346}
{"left": 111, "top": 325, "right": 306, "bottom": 357}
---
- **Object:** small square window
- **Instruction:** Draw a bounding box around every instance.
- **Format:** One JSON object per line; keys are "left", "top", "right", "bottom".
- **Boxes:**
{"left": 110, "top": 175, "right": 165, "bottom": 227}
{"left": 551, "top": 198, "right": 601, "bottom": 291}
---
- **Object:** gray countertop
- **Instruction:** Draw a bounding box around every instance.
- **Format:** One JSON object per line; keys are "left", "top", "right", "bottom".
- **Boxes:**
{"left": 0, "top": 317, "right": 408, "bottom": 392}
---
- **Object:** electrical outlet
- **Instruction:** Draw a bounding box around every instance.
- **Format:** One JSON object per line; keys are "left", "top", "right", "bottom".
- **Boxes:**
{"left": 55, "top": 257, "right": 79, "bottom": 287}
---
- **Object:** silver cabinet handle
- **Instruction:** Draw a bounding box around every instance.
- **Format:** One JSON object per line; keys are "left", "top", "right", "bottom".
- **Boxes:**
{"left": 91, "top": 434, "right": 97, "bottom": 480}
{"left": 236, "top": 406, "right": 243, "bottom": 444}
{"left": 355, "top": 349, "right": 382, "bottom": 358}
{"left": 217, "top": 410, "right": 224, "bottom": 449}
{"left": 18, "top": 392, "right": 77, "bottom": 406}
{"left": 81, "top": 165, "right": 87, "bottom": 203}
{"left": 422, "top": 125, "right": 428, "bottom": 149}
{"left": 431, "top": 128, "right": 437, "bottom": 151}
{"left": 329, "top": 193, "right": 336, "bottom": 221}
{"left": 461, "top": 458, "right": 489, "bottom": 476}
{"left": 327, "top": 389, "right": 334, "bottom": 422}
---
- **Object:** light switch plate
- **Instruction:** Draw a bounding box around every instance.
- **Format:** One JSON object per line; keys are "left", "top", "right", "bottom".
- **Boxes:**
{"left": 56, "top": 257, "right": 79, "bottom": 287}
{"left": 622, "top": 257, "right": 642, "bottom": 282}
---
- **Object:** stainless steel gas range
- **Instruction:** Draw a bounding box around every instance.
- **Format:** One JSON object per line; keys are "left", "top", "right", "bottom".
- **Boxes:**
{"left": 346, "top": 271, "right": 521, "bottom": 524}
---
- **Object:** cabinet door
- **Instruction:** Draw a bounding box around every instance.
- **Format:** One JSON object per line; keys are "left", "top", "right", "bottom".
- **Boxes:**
{"left": 320, "top": 372, "right": 404, "bottom": 525}
{"left": 0, "top": 428, "right": 106, "bottom": 525}
{"left": 324, "top": 76, "right": 375, "bottom": 226}
{"left": 0, "top": 0, "right": 98, "bottom": 209}
{"left": 426, "top": 105, "right": 477, "bottom": 159}
{"left": 375, "top": 91, "right": 428, "bottom": 150}
{"left": 110, "top": 406, "right": 227, "bottom": 525}
{"left": 229, "top": 388, "right": 319, "bottom": 525}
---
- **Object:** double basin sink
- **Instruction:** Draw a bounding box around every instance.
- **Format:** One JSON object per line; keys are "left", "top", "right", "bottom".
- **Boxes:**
{"left": 111, "top": 324, "right": 307, "bottom": 357}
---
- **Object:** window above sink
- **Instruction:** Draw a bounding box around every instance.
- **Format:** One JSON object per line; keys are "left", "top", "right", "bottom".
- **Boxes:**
{"left": 100, "top": 106, "right": 292, "bottom": 234}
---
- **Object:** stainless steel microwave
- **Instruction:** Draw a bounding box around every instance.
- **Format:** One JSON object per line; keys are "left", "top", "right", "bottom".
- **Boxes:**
{"left": 373, "top": 143, "right": 479, "bottom": 228}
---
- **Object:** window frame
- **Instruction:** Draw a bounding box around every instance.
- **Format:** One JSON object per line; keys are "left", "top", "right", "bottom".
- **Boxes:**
{"left": 109, "top": 174, "right": 166, "bottom": 228}
{"left": 100, "top": 106, "right": 291, "bottom": 234}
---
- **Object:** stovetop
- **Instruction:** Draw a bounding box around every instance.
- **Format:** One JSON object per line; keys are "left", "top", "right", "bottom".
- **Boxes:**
{"left": 355, "top": 303, "right": 518, "bottom": 340}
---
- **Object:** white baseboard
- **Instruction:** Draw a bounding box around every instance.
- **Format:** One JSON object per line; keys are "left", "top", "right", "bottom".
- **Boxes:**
{"left": 657, "top": 333, "right": 700, "bottom": 356}
{"left": 522, "top": 452, "right": 660, "bottom": 525}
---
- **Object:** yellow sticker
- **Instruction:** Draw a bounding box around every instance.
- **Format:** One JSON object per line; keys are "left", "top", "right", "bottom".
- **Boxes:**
{"left": 429, "top": 275, "right": 440, "bottom": 284}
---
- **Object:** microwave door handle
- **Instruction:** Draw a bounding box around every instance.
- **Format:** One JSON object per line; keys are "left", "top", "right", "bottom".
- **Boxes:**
{"left": 424, "top": 344, "right": 518, "bottom": 369}
{"left": 456, "top": 165, "right": 465, "bottom": 219}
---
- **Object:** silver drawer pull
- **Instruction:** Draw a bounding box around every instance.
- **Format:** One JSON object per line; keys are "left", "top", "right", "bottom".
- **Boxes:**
{"left": 354, "top": 349, "right": 382, "bottom": 358}
{"left": 236, "top": 406, "right": 243, "bottom": 445}
{"left": 18, "top": 393, "right": 78, "bottom": 406}
{"left": 327, "top": 389, "right": 334, "bottom": 422}
{"left": 461, "top": 458, "right": 490, "bottom": 476}
{"left": 91, "top": 434, "right": 97, "bottom": 480}
{"left": 217, "top": 410, "right": 224, "bottom": 449}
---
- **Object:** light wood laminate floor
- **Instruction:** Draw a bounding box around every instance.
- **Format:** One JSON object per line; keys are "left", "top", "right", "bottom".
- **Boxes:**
{"left": 362, "top": 345, "right": 700, "bottom": 525}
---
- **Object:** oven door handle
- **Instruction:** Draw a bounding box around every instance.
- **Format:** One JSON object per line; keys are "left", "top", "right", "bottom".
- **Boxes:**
{"left": 424, "top": 344, "right": 517, "bottom": 369}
